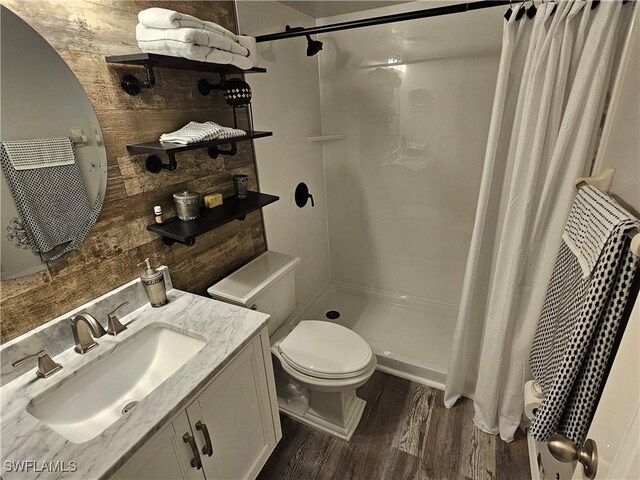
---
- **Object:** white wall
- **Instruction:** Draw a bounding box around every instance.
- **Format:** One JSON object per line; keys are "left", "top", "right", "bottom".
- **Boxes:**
{"left": 236, "top": 1, "right": 331, "bottom": 315}
{"left": 594, "top": 7, "right": 640, "bottom": 216}
{"left": 317, "top": 1, "right": 502, "bottom": 305}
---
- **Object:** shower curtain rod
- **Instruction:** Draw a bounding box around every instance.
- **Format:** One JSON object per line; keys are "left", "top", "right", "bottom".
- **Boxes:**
{"left": 255, "top": 0, "right": 511, "bottom": 43}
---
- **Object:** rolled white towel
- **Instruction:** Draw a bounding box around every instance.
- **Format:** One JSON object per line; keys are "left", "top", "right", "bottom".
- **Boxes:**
{"left": 137, "top": 38, "right": 254, "bottom": 69}
{"left": 138, "top": 7, "right": 238, "bottom": 42}
{"left": 136, "top": 24, "right": 248, "bottom": 56}
{"left": 238, "top": 35, "right": 258, "bottom": 61}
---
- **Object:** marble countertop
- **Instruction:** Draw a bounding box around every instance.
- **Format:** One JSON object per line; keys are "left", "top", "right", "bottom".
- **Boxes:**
{"left": 1, "top": 288, "right": 269, "bottom": 479}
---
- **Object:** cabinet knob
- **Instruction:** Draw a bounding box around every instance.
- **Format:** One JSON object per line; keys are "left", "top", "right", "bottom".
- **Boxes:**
{"left": 183, "top": 432, "right": 202, "bottom": 470}
{"left": 250, "top": 304, "right": 258, "bottom": 310}
{"left": 195, "top": 420, "right": 214, "bottom": 457}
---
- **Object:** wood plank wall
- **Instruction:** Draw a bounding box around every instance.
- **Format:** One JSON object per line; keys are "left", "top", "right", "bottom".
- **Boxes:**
{"left": 0, "top": 0, "right": 267, "bottom": 342}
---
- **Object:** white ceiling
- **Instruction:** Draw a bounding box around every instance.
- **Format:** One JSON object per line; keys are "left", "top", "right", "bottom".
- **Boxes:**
{"left": 278, "top": 1, "right": 412, "bottom": 19}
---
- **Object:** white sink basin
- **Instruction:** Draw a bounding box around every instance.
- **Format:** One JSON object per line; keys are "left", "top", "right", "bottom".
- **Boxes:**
{"left": 28, "top": 325, "right": 206, "bottom": 443}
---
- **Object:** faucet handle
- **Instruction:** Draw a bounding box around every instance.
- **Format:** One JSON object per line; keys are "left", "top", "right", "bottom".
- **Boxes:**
{"left": 106, "top": 302, "right": 129, "bottom": 336}
{"left": 12, "top": 350, "right": 63, "bottom": 379}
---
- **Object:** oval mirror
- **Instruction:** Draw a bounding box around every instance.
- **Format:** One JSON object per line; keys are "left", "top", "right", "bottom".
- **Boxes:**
{"left": 0, "top": 6, "right": 107, "bottom": 280}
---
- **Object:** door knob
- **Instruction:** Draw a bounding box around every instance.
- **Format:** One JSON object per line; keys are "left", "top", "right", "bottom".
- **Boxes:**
{"left": 547, "top": 433, "right": 597, "bottom": 479}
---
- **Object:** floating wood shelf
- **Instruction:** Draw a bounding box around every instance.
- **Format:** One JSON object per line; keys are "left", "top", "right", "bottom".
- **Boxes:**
{"left": 127, "top": 131, "right": 272, "bottom": 156}
{"left": 105, "top": 53, "right": 266, "bottom": 74}
{"left": 105, "top": 53, "right": 266, "bottom": 95}
{"left": 148, "top": 191, "right": 279, "bottom": 246}
{"left": 127, "top": 131, "right": 273, "bottom": 173}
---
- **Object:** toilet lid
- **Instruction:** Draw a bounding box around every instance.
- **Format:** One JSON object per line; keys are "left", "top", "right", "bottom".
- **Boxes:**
{"left": 279, "top": 321, "right": 373, "bottom": 378}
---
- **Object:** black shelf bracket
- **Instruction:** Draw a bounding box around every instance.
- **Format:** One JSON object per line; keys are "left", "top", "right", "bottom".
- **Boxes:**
{"left": 121, "top": 64, "right": 156, "bottom": 96}
{"left": 198, "top": 75, "right": 226, "bottom": 96}
{"left": 162, "top": 236, "right": 195, "bottom": 247}
{"left": 146, "top": 154, "right": 177, "bottom": 173}
{"left": 208, "top": 143, "right": 238, "bottom": 159}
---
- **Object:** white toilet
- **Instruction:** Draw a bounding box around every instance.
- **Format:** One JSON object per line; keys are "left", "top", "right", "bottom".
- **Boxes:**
{"left": 208, "top": 251, "right": 376, "bottom": 440}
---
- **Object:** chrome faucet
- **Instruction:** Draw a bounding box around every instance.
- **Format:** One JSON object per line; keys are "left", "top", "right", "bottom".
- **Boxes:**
{"left": 70, "top": 312, "right": 107, "bottom": 354}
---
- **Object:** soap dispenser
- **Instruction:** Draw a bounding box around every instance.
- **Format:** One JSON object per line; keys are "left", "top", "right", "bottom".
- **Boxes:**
{"left": 137, "top": 258, "right": 168, "bottom": 307}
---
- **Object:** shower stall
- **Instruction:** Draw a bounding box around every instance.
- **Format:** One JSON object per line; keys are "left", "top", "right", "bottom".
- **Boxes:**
{"left": 240, "top": 1, "right": 505, "bottom": 388}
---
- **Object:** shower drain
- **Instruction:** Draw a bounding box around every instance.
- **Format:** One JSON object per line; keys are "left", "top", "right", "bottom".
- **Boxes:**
{"left": 325, "top": 310, "right": 340, "bottom": 320}
{"left": 121, "top": 401, "right": 139, "bottom": 415}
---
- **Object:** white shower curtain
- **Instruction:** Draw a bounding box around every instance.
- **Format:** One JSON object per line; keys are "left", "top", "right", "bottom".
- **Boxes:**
{"left": 444, "top": 0, "right": 624, "bottom": 442}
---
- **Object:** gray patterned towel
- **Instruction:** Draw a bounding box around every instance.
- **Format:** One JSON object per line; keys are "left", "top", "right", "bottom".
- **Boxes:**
{"left": 529, "top": 185, "right": 639, "bottom": 444}
{"left": 0, "top": 137, "right": 102, "bottom": 261}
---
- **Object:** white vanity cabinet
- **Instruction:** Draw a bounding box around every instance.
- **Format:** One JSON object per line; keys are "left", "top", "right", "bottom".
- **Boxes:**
{"left": 113, "top": 329, "right": 280, "bottom": 480}
{"left": 112, "top": 411, "right": 200, "bottom": 480}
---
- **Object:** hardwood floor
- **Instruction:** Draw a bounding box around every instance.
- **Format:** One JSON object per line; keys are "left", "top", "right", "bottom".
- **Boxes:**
{"left": 259, "top": 372, "right": 531, "bottom": 480}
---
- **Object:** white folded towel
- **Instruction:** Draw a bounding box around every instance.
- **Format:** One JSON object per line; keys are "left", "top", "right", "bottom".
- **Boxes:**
{"left": 136, "top": 24, "right": 249, "bottom": 56}
{"left": 138, "top": 38, "right": 254, "bottom": 69}
{"left": 237, "top": 35, "right": 258, "bottom": 60}
{"left": 160, "top": 121, "right": 246, "bottom": 145}
{"left": 138, "top": 7, "right": 238, "bottom": 42}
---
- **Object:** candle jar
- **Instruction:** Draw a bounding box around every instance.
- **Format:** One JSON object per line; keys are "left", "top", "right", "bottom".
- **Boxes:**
{"left": 172, "top": 190, "right": 200, "bottom": 221}
{"left": 233, "top": 175, "right": 249, "bottom": 199}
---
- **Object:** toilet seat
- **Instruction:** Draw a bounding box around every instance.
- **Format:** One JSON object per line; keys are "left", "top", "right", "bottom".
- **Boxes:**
{"left": 278, "top": 321, "right": 374, "bottom": 380}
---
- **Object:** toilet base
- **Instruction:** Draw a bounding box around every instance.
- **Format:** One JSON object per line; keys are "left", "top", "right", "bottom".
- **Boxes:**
{"left": 277, "top": 391, "right": 366, "bottom": 441}
{"left": 273, "top": 363, "right": 368, "bottom": 441}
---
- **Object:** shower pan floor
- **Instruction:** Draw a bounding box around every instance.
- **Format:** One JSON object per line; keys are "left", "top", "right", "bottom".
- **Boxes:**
{"left": 304, "top": 284, "right": 457, "bottom": 389}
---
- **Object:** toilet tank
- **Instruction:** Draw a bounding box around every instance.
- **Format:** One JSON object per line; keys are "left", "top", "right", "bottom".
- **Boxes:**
{"left": 207, "top": 251, "right": 301, "bottom": 335}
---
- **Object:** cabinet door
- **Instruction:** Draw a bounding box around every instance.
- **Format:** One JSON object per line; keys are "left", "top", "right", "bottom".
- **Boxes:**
{"left": 112, "top": 411, "right": 204, "bottom": 480}
{"left": 186, "top": 334, "right": 278, "bottom": 480}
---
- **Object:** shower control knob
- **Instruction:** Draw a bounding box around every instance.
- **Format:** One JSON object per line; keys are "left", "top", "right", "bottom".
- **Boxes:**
{"left": 295, "top": 182, "right": 315, "bottom": 208}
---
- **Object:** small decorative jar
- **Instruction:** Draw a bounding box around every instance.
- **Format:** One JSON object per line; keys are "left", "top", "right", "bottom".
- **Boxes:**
{"left": 233, "top": 175, "right": 249, "bottom": 199}
{"left": 172, "top": 190, "right": 200, "bottom": 221}
{"left": 222, "top": 78, "right": 252, "bottom": 106}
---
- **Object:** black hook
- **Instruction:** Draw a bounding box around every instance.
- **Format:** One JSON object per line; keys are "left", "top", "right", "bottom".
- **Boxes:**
{"left": 527, "top": 0, "right": 538, "bottom": 18}
{"left": 515, "top": 1, "right": 527, "bottom": 20}
{"left": 504, "top": 0, "right": 513, "bottom": 20}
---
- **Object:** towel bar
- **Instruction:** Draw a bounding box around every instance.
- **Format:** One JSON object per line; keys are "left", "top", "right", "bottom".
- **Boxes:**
{"left": 575, "top": 167, "right": 640, "bottom": 257}
{"left": 574, "top": 166, "right": 616, "bottom": 192}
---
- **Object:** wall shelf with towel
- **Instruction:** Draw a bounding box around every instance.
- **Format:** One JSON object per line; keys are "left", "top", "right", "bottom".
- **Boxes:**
{"left": 105, "top": 53, "right": 266, "bottom": 95}
{"left": 148, "top": 191, "right": 279, "bottom": 246}
{"left": 127, "top": 131, "right": 273, "bottom": 173}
